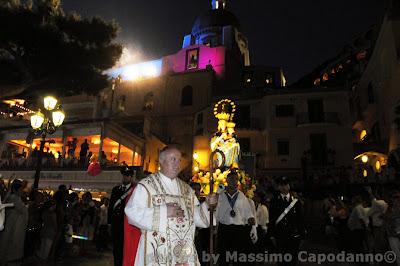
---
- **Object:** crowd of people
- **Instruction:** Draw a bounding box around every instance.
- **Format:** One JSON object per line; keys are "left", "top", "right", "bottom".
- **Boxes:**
{"left": 321, "top": 184, "right": 400, "bottom": 261}
{"left": 0, "top": 146, "right": 400, "bottom": 266}
{"left": 0, "top": 139, "right": 120, "bottom": 170}
{"left": 0, "top": 180, "right": 112, "bottom": 266}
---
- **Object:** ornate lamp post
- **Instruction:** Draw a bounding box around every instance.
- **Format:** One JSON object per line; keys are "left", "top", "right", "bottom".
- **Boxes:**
{"left": 30, "top": 96, "right": 65, "bottom": 189}
{"left": 193, "top": 152, "right": 200, "bottom": 172}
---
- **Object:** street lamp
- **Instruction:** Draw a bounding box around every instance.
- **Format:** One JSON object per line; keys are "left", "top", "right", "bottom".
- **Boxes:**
{"left": 361, "top": 155, "right": 369, "bottom": 163}
{"left": 193, "top": 152, "right": 200, "bottom": 172}
{"left": 30, "top": 96, "right": 65, "bottom": 189}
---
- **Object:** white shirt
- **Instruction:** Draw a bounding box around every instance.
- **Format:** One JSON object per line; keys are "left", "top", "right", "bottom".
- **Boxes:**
{"left": 368, "top": 198, "right": 388, "bottom": 227}
{"left": 347, "top": 204, "right": 369, "bottom": 231}
{"left": 121, "top": 183, "right": 131, "bottom": 191}
{"left": 248, "top": 198, "right": 256, "bottom": 215}
{"left": 256, "top": 203, "right": 269, "bottom": 232}
{"left": 216, "top": 190, "right": 255, "bottom": 225}
{"left": 125, "top": 172, "right": 211, "bottom": 266}
{"left": 98, "top": 204, "right": 108, "bottom": 225}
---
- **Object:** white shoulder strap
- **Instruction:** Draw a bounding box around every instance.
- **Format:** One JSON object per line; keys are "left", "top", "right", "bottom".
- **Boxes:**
{"left": 275, "top": 198, "right": 298, "bottom": 225}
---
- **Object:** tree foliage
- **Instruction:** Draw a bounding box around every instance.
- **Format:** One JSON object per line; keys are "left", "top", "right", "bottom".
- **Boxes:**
{"left": 0, "top": 0, "right": 123, "bottom": 98}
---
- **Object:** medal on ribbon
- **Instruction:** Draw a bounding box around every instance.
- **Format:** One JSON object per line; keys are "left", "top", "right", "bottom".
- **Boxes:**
{"left": 225, "top": 191, "right": 239, "bottom": 218}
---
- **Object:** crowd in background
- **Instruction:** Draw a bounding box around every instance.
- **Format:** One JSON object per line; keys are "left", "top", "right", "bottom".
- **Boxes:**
{"left": 1, "top": 175, "right": 400, "bottom": 265}
{"left": 0, "top": 180, "right": 111, "bottom": 266}
{"left": 0, "top": 138, "right": 120, "bottom": 170}
{"left": 321, "top": 183, "right": 400, "bottom": 262}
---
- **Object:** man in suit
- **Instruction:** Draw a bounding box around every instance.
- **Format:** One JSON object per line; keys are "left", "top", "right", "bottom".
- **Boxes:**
{"left": 269, "top": 176, "right": 305, "bottom": 266}
{"left": 108, "top": 166, "right": 134, "bottom": 266}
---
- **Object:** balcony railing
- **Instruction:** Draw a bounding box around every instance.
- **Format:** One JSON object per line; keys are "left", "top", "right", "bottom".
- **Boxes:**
{"left": 0, "top": 157, "right": 138, "bottom": 171}
{"left": 296, "top": 112, "right": 340, "bottom": 126}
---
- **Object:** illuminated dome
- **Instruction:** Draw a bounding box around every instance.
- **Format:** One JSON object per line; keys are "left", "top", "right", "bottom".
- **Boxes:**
{"left": 191, "top": 9, "right": 240, "bottom": 36}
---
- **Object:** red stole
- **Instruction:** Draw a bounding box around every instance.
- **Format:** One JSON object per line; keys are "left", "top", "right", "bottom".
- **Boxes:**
{"left": 123, "top": 185, "right": 141, "bottom": 266}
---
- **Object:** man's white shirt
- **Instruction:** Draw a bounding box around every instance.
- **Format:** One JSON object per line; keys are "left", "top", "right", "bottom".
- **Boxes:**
{"left": 368, "top": 198, "right": 388, "bottom": 227}
{"left": 256, "top": 203, "right": 269, "bottom": 232}
{"left": 216, "top": 190, "right": 254, "bottom": 225}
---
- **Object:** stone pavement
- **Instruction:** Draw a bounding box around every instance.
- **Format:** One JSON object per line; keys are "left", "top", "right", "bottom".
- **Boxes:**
{"left": 58, "top": 247, "right": 114, "bottom": 266}
{"left": 36, "top": 235, "right": 353, "bottom": 266}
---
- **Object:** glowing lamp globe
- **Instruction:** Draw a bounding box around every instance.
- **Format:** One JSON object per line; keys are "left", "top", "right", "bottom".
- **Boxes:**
{"left": 361, "top": 155, "right": 368, "bottom": 163}
{"left": 44, "top": 96, "right": 58, "bottom": 111}
{"left": 52, "top": 109, "right": 65, "bottom": 127}
{"left": 30, "top": 111, "right": 45, "bottom": 129}
{"left": 363, "top": 169, "right": 368, "bottom": 177}
{"left": 375, "top": 160, "right": 381, "bottom": 172}
{"left": 193, "top": 152, "right": 199, "bottom": 160}
{"left": 360, "top": 130, "right": 367, "bottom": 141}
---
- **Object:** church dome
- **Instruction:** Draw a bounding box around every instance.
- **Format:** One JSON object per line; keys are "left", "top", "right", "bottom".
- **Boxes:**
{"left": 191, "top": 9, "right": 240, "bottom": 35}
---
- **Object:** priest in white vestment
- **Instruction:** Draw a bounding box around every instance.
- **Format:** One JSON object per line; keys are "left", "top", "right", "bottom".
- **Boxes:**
{"left": 125, "top": 146, "right": 217, "bottom": 266}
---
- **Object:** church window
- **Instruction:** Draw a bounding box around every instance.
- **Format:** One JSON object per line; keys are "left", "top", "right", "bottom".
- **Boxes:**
{"left": 181, "top": 86, "right": 193, "bottom": 106}
{"left": 310, "top": 134, "right": 327, "bottom": 164}
{"left": 143, "top": 92, "right": 154, "bottom": 111}
{"left": 276, "top": 105, "right": 294, "bottom": 117}
{"left": 236, "top": 105, "right": 250, "bottom": 128}
{"left": 277, "top": 140, "right": 290, "bottom": 155}
{"left": 186, "top": 48, "right": 199, "bottom": 70}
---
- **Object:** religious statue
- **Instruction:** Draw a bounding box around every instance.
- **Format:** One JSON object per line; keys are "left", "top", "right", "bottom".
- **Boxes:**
{"left": 211, "top": 99, "right": 240, "bottom": 168}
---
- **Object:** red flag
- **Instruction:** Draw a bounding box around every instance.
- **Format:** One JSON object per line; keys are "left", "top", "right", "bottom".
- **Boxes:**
{"left": 123, "top": 185, "right": 141, "bottom": 266}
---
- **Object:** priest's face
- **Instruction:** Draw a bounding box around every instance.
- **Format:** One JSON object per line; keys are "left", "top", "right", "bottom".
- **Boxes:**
{"left": 160, "top": 148, "right": 182, "bottom": 179}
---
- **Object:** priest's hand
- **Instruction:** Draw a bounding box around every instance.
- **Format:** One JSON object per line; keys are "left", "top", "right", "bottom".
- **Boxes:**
{"left": 167, "top": 203, "right": 184, "bottom": 218}
{"left": 206, "top": 193, "right": 218, "bottom": 207}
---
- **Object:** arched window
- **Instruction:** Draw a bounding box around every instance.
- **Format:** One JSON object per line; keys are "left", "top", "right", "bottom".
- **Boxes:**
{"left": 181, "top": 86, "right": 193, "bottom": 106}
{"left": 143, "top": 92, "right": 154, "bottom": 110}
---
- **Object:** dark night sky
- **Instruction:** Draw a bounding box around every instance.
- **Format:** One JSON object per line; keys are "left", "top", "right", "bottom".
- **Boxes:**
{"left": 62, "top": 0, "right": 386, "bottom": 84}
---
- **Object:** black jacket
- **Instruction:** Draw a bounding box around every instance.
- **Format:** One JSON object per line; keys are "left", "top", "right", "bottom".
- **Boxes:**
{"left": 269, "top": 192, "right": 306, "bottom": 240}
{"left": 108, "top": 184, "right": 131, "bottom": 225}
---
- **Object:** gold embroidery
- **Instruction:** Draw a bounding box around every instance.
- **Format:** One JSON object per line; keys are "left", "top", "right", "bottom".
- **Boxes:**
{"left": 199, "top": 202, "right": 209, "bottom": 226}
{"left": 140, "top": 173, "right": 200, "bottom": 265}
{"left": 153, "top": 205, "right": 160, "bottom": 232}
